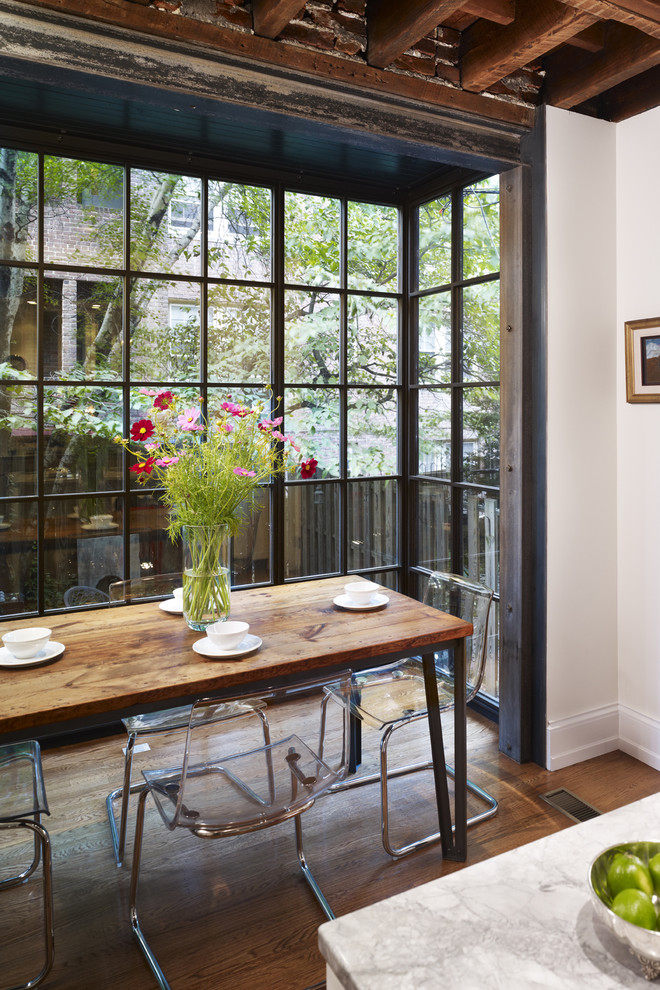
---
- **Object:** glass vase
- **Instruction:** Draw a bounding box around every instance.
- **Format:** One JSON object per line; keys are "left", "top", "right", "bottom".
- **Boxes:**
{"left": 181, "top": 524, "right": 231, "bottom": 631}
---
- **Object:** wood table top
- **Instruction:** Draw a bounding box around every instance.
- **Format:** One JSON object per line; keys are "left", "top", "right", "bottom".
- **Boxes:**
{"left": 0, "top": 576, "right": 471, "bottom": 739}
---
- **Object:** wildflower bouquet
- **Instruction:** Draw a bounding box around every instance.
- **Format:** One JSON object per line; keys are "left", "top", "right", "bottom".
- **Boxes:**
{"left": 117, "top": 389, "right": 317, "bottom": 628}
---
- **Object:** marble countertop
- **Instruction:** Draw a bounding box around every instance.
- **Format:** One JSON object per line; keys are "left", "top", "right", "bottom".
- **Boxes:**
{"left": 319, "top": 792, "right": 660, "bottom": 990}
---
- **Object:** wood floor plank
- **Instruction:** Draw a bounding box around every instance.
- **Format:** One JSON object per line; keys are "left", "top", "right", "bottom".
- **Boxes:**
{"left": 2, "top": 713, "right": 660, "bottom": 989}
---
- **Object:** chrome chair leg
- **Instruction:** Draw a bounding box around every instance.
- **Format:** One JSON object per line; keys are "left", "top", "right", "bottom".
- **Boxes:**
{"left": 294, "top": 812, "right": 334, "bottom": 921}
{"left": 1, "top": 819, "right": 54, "bottom": 990}
{"left": 129, "top": 787, "right": 172, "bottom": 990}
{"left": 107, "top": 732, "right": 138, "bottom": 868}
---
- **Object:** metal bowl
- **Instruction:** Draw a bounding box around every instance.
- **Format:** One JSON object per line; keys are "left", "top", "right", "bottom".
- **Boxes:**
{"left": 589, "top": 841, "right": 660, "bottom": 980}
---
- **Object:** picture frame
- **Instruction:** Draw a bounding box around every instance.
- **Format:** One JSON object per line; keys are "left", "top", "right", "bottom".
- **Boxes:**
{"left": 625, "top": 317, "right": 660, "bottom": 403}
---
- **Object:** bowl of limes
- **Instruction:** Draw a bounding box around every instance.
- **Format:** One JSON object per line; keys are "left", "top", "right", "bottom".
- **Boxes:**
{"left": 589, "top": 841, "right": 660, "bottom": 979}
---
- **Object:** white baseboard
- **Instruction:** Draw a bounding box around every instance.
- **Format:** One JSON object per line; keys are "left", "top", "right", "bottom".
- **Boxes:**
{"left": 619, "top": 705, "right": 660, "bottom": 772}
{"left": 546, "top": 705, "right": 620, "bottom": 770}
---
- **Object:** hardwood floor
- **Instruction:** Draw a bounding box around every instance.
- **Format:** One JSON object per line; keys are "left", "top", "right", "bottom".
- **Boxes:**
{"left": 3, "top": 712, "right": 660, "bottom": 990}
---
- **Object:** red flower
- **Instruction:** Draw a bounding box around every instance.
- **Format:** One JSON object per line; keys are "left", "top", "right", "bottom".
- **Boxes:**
{"left": 300, "top": 457, "right": 318, "bottom": 479}
{"left": 153, "top": 391, "right": 174, "bottom": 411}
{"left": 129, "top": 457, "right": 156, "bottom": 476}
{"left": 130, "top": 419, "right": 155, "bottom": 442}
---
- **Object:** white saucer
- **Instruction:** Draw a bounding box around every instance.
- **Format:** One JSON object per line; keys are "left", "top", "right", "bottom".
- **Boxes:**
{"left": 159, "top": 599, "right": 183, "bottom": 615}
{"left": 333, "top": 593, "right": 389, "bottom": 611}
{"left": 81, "top": 522, "right": 119, "bottom": 531}
{"left": 0, "top": 642, "right": 66, "bottom": 668}
{"left": 192, "top": 634, "right": 262, "bottom": 659}
{"left": 0, "top": 523, "right": 10, "bottom": 531}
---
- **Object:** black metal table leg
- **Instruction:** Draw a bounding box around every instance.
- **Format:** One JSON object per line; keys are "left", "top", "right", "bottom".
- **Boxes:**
{"left": 423, "top": 636, "right": 467, "bottom": 862}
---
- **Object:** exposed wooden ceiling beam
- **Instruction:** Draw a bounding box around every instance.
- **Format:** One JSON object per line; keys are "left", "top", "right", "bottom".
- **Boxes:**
{"left": 566, "top": 23, "right": 606, "bottom": 51}
{"left": 599, "top": 61, "right": 660, "bottom": 119}
{"left": 366, "top": 0, "right": 466, "bottom": 68}
{"left": 461, "top": 0, "right": 598, "bottom": 91}
{"left": 544, "top": 21, "right": 660, "bottom": 106}
{"left": 460, "top": 0, "right": 515, "bottom": 25}
{"left": 252, "top": 0, "right": 306, "bottom": 40}
{"left": 561, "top": 0, "right": 660, "bottom": 37}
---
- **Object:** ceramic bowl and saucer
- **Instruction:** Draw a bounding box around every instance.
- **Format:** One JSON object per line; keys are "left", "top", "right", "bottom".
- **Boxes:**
{"left": 192, "top": 633, "right": 262, "bottom": 660}
{"left": 0, "top": 641, "right": 66, "bottom": 669}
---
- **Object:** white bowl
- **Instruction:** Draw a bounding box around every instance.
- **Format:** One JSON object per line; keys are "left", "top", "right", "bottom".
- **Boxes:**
{"left": 206, "top": 620, "right": 250, "bottom": 651}
{"left": 2, "top": 626, "right": 52, "bottom": 659}
{"left": 172, "top": 586, "right": 183, "bottom": 602}
{"left": 344, "top": 580, "right": 381, "bottom": 606}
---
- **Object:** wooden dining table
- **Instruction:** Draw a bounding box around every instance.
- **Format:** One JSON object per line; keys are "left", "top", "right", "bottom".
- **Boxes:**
{"left": 0, "top": 576, "right": 472, "bottom": 861}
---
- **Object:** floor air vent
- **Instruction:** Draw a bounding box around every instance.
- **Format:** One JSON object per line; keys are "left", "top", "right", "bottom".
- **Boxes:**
{"left": 540, "top": 788, "right": 601, "bottom": 823}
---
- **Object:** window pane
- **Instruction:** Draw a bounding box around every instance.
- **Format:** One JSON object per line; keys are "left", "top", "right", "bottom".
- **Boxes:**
{"left": 285, "top": 289, "right": 339, "bottom": 384}
{"left": 348, "top": 388, "right": 397, "bottom": 478}
{"left": 462, "top": 281, "right": 500, "bottom": 383}
{"left": 348, "top": 296, "right": 398, "bottom": 385}
{"left": 418, "top": 291, "right": 451, "bottom": 385}
{"left": 48, "top": 498, "right": 125, "bottom": 610}
{"left": 347, "top": 201, "right": 398, "bottom": 291}
{"left": 348, "top": 479, "right": 398, "bottom": 571}
{"left": 461, "top": 490, "right": 499, "bottom": 595}
{"left": 285, "top": 387, "right": 339, "bottom": 479}
{"left": 0, "top": 148, "right": 38, "bottom": 264}
{"left": 462, "top": 386, "right": 500, "bottom": 485}
{"left": 208, "top": 181, "right": 271, "bottom": 281}
{"left": 43, "top": 385, "right": 123, "bottom": 495}
{"left": 45, "top": 157, "right": 124, "bottom": 269}
{"left": 131, "top": 169, "right": 202, "bottom": 277}
{"left": 1, "top": 267, "right": 37, "bottom": 377}
{"left": 130, "top": 278, "right": 200, "bottom": 382}
{"left": 284, "top": 192, "right": 340, "bottom": 287}
{"left": 418, "top": 389, "right": 451, "bottom": 478}
{"left": 418, "top": 195, "right": 451, "bottom": 290}
{"left": 285, "top": 481, "right": 339, "bottom": 579}
{"left": 416, "top": 481, "right": 451, "bottom": 572}
{"left": 44, "top": 272, "right": 123, "bottom": 381}
{"left": 480, "top": 598, "right": 500, "bottom": 701}
{"left": 127, "top": 488, "right": 179, "bottom": 580}
{"left": 0, "top": 500, "right": 37, "bottom": 615}
{"left": 463, "top": 176, "right": 500, "bottom": 279}
{"left": 208, "top": 284, "right": 270, "bottom": 384}
{"left": 232, "top": 489, "right": 270, "bottom": 586}
{"left": 0, "top": 382, "right": 37, "bottom": 495}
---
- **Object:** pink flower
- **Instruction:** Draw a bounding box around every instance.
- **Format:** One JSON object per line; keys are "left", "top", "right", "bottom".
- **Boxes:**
{"left": 139, "top": 388, "right": 158, "bottom": 396}
{"left": 145, "top": 441, "right": 161, "bottom": 451}
{"left": 258, "top": 416, "right": 283, "bottom": 432}
{"left": 285, "top": 436, "right": 300, "bottom": 453}
{"left": 155, "top": 456, "right": 179, "bottom": 467}
{"left": 177, "top": 407, "right": 202, "bottom": 431}
{"left": 300, "top": 457, "right": 318, "bottom": 479}
{"left": 218, "top": 422, "right": 234, "bottom": 434}
{"left": 233, "top": 467, "right": 257, "bottom": 477}
{"left": 271, "top": 430, "right": 285, "bottom": 442}
{"left": 154, "top": 390, "right": 174, "bottom": 410}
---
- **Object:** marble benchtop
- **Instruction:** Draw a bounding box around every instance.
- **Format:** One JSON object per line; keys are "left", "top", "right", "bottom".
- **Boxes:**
{"left": 319, "top": 792, "right": 660, "bottom": 990}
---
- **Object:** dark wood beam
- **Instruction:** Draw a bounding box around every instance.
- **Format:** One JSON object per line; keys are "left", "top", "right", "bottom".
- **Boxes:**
{"left": 461, "top": 0, "right": 515, "bottom": 24}
{"left": 252, "top": 0, "right": 305, "bottom": 40}
{"left": 461, "top": 0, "right": 597, "bottom": 92}
{"left": 566, "top": 22, "right": 606, "bottom": 51}
{"left": 544, "top": 21, "right": 660, "bottom": 108}
{"left": 366, "top": 0, "right": 466, "bottom": 68}
{"left": 564, "top": 0, "right": 660, "bottom": 36}
{"left": 598, "top": 60, "right": 660, "bottom": 119}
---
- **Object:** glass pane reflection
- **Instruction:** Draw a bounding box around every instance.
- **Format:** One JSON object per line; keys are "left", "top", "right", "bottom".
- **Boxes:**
{"left": 461, "top": 490, "right": 499, "bottom": 595}
{"left": 0, "top": 499, "right": 37, "bottom": 615}
{"left": 285, "top": 482, "right": 339, "bottom": 579}
{"left": 43, "top": 385, "right": 123, "bottom": 495}
{"left": 0, "top": 267, "right": 37, "bottom": 377}
{"left": 348, "top": 480, "right": 398, "bottom": 572}
{"left": 416, "top": 481, "right": 451, "bottom": 573}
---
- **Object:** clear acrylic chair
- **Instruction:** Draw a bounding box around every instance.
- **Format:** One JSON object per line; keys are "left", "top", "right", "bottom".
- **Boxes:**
{"left": 129, "top": 672, "right": 352, "bottom": 990}
{"left": 0, "top": 740, "right": 54, "bottom": 990}
{"left": 330, "top": 571, "right": 497, "bottom": 858}
{"left": 106, "top": 573, "right": 194, "bottom": 867}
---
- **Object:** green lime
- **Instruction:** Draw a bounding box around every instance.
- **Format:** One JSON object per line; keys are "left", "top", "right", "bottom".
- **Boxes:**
{"left": 607, "top": 853, "right": 654, "bottom": 898}
{"left": 648, "top": 853, "right": 660, "bottom": 895}
{"left": 611, "top": 888, "right": 657, "bottom": 930}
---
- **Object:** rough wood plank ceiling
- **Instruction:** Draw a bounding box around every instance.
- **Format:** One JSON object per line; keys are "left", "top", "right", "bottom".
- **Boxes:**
{"left": 12, "top": 0, "right": 660, "bottom": 123}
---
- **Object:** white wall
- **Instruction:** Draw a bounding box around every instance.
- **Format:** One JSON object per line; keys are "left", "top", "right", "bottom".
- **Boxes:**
{"left": 615, "top": 107, "right": 660, "bottom": 770}
{"left": 545, "top": 106, "right": 620, "bottom": 769}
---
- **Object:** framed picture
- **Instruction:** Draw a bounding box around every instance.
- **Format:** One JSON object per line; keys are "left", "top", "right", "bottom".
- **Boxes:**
{"left": 625, "top": 317, "right": 660, "bottom": 403}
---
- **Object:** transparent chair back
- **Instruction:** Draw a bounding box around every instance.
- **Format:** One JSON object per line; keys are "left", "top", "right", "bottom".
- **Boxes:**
{"left": 108, "top": 572, "right": 182, "bottom": 605}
